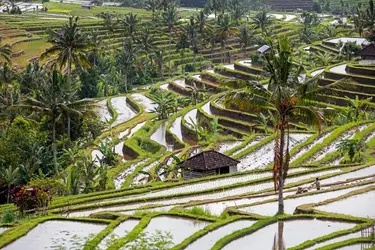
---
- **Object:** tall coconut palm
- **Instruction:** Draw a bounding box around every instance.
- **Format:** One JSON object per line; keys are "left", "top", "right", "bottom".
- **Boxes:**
{"left": 176, "top": 31, "right": 189, "bottom": 73}
{"left": 228, "top": 0, "right": 248, "bottom": 25}
{"left": 237, "top": 24, "right": 255, "bottom": 57}
{"left": 0, "top": 42, "right": 12, "bottom": 63}
{"left": 123, "top": 12, "right": 139, "bottom": 40}
{"left": 223, "top": 36, "right": 350, "bottom": 214}
{"left": 195, "top": 10, "right": 210, "bottom": 35}
{"left": 161, "top": 4, "right": 179, "bottom": 75}
{"left": 251, "top": 9, "right": 273, "bottom": 34}
{"left": 14, "top": 67, "right": 67, "bottom": 168}
{"left": 145, "top": 0, "right": 160, "bottom": 21}
{"left": 185, "top": 16, "right": 200, "bottom": 69}
{"left": 215, "top": 14, "right": 239, "bottom": 63}
{"left": 137, "top": 28, "right": 156, "bottom": 61}
{"left": 116, "top": 39, "right": 140, "bottom": 92}
{"left": 152, "top": 49, "right": 165, "bottom": 77}
{"left": 41, "top": 16, "right": 92, "bottom": 76}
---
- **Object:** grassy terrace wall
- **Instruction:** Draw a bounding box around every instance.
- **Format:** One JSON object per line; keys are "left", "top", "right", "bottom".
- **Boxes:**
{"left": 214, "top": 65, "right": 264, "bottom": 81}
{"left": 324, "top": 64, "right": 375, "bottom": 86}
{"left": 234, "top": 60, "right": 264, "bottom": 75}
{"left": 209, "top": 100, "right": 259, "bottom": 124}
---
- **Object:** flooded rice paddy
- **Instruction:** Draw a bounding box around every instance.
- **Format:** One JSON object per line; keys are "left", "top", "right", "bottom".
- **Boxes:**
{"left": 222, "top": 219, "right": 356, "bottom": 250}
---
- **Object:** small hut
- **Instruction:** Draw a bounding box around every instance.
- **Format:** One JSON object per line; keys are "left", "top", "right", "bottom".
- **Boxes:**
{"left": 257, "top": 45, "right": 270, "bottom": 56}
{"left": 360, "top": 44, "right": 375, "bottom": 60}
{"left": 178, "top": 150, "right": 240, "bottom": 180}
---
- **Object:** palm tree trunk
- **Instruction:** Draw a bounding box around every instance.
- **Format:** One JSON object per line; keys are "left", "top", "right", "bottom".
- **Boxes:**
{"left": 52, "top": 113, "right": 57, "bottom": 170}
{"left": 277, "top": 118, "right": 286, "bottom": 214}
{"left": 168, "top": 31, "right": 172, "bottom": 77}
{"left": 7, "top": 184, "right": 10, "bottom": 204}
{"left": 67, "top": 114, "right": 71, "bottom": 147}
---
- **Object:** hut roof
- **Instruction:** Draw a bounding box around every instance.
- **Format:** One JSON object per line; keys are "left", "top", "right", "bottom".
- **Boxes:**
{"left": 178, "top": 150, "right": 240, "bottom": 171}
{"left": 257, "top": 45, "right": 270, "bottom": 54}
{"left": 360, "top": 44, "right": 375, "bottom": 56}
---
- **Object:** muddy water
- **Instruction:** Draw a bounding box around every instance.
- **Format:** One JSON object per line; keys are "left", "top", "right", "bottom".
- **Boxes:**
{"left": 130, "top": 93, "right": 157, "bottom": 112}
{"left": 291, "top": 132, "right": 332, "bottom": 162}
{"left": 310, "top": 68, "right": 325, "bottom": 76}
{"left": 185, "top": 109, "right": 198, "bottom": 128}
{"left": 96, "top": 100, "right": 112, "bottom": 123}
{"left": 222, "top": 219, "right": 356, "bottom": 250}
{"left": 231, "top": 136, "right": 265, "bottom": 156}
{"left": 92, "top": 149, "right": 104, "bottom": 166}
{"left": 98, "top": 219, "right": 139, "bottom": 249}
{"left": 193, "top": 191, "right": 296, "bottom": 216}
{"left": 284, "top": 14, "right": 296, "bottom": 21}
{"left": 241, "top": 184, "right": 373, "bottom": 216}
{"left": 316, "top": 189, "right": 375, "bottom": 218}
{"left": 174, "top": 79, "right": 186, "bottom": 88}
{"left": 330, "top": 64, "right": 347, "bottom": 74}
{"left": 186, "top": 220, "right": 256, "bottom": 250}
{"left": 223, "top": 64, "right": 235, "bottom": 70}
{"left": 67, "top": 169, "right": 342, "bottom": 217}
{"left": 3, "top": 220, "right": 105, "bottom": 250}
{"left": 160, "top": 84, "right": 169, "bottom": 90}
{"left": 217, "top": 141, "right": 242, "bottom": 154}
{"left": 238, "top": 134, "right": 311, "bottom": 171}
{"left": 201, "top": 102, "right": 213, "bottom": 116}
{"left": 170, "top": 117, "right": 184, "bottom": 142}
{"left": 150, "top": 121, "right": 174, "bottom": 151}
{"left": 305, "top": 230, "right": 362, "bottom": 250}
{"left": 132, "top": 161, "right": 159, "bottom": 185}
{"left": 128, "top": 121, "right": 146, "bottom": 138}
{"left": 111, "top": 97, "right": 137, "bottom": 126}
{"left": 310, "top": 125, "right": 368, "bottom": 162}
{"left": 321, "top": 165, "right": 375, "bottom": 185}
{"left": 140, "top": 216, "right": 210, "bottom": 245}
{"left": 327, "top": 37, "right": 366, "bottom": 46}
{"left": 114, "top": 159, "right": 150, "bottom": 189}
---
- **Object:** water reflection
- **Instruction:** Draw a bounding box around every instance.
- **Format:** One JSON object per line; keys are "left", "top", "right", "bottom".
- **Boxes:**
{"left": 273, "top": 221, "right": 285, "bottom": 250}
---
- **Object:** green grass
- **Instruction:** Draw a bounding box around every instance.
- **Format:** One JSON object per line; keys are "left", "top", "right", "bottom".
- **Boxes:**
{"left": 44, "top": 3, "right": 152, "bottom": 17}
{"left": 12, "top": 38, "right": 52, "bottom": 68}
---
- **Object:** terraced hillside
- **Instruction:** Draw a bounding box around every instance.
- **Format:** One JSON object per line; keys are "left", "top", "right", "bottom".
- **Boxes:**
{"left": 0, "top": 2, "right": 375, "bottom": 250}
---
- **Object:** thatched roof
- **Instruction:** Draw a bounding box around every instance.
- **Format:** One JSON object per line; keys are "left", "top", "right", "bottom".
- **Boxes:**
{"left": 178, "top": 150, "right": 240, "bottom": 171}
{"left": 360, "top": 44, "right": 375, "bottom": 56}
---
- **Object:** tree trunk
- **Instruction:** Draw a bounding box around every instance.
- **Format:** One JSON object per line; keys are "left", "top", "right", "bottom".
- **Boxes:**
{"left": 7, "top": 184, "right": 10, "bottom": 204}
{"left": 67, "top": 114, "right": 71, "bottom": 147}
{"left": 168, "top": 30, "right": 172, "bottom": 77}
{"left": 52, "top": 113, "right": 57, "bottom": 171}
{"left": 277, "top": 117, "right": 286, "bottom": 214}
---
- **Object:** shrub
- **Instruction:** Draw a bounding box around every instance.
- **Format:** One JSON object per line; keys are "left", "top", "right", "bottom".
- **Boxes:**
{"left": 187, "top": 206, "right": 212, "bottom": 217}
{"left": 2, "top": 209, "right": 15, "bottom": 224}
{"left": 11, "top": 186, "right": 51, "bottom": 214}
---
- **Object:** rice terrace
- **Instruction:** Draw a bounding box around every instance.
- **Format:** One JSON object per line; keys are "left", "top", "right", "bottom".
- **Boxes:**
{"left": 1, "top": 0, "right": 375, "bottom": 249}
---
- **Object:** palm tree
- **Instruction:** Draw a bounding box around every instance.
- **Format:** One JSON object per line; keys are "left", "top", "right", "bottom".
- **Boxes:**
{"left": 352, "top": 7, "right": 367, "bottom": 37}
{"left": 123, "top": 12, "right": 139, "bottom": 40}
{"left": 3, "top": 165, "right": 19, "bottom": 203}
{"left": 161, "top": 4, "right": 179, "bottom": 75}
{"left": 152, "top": 49, "right": 165, "bottom": 77}
{"left": 251, "top": 9, "right": 273, "bottom": 34}
{"left": 41, "top": 16, "right": 92, "bottom": 76}
{"left": 176, "top": 31, "right": 189, "bottom": 73}
{"left": 137, "top": 28, "right": 156, "bottom": 61}
{"left": 228, "top": 0, "right": 248, "bottom": 25}
{"left": 195, "top": 10, "right": 210, "bottom": 35}
{"left": 14, "top": 67, "right": 67, "bottom": 168}
{"left": 224, "top": 36, "right": 350, "bottom": 214}
{"left": 150, "top": 92, "right": 174, "bottom": 120}
{"left": 116, "top": 39, "right": 140, "bottom": 92}
{"left": 237, "top": 24, "right": 255, "bottom": 57}
{"left": 337, "top": 139, "right": 366, "bottom": 162}
{"left": 215, "top": 14, "right": 239, "bottom": 63}
{"left": 0, "top": 42, "right": 12, "bottom": 63}
{"left": 77, "top": 153, "right": 98, "bottom": 193}
{"left": 186, "top": 82, "right": 207, "bottom": 105}
{"left": 145, "top": 0, "right": 160, "bottom": 21}
{"left": 344, "top": 95, "right": 372, "bottom": 121}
